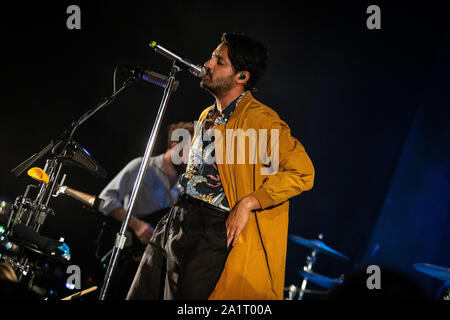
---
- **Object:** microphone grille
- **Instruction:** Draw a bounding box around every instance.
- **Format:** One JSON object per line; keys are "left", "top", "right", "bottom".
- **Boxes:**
{"left": 196, "top": 67, "right": 207, "bottom": 78}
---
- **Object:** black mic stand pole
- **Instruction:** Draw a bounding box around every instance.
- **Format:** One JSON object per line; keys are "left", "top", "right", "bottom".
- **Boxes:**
{"left": 99, "top": 62, "right": 181, "bottom": 300}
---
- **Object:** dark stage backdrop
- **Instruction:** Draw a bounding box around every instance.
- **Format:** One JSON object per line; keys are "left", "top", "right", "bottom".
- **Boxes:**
{"left": 0, "top": 1, "right": 448, "bottom": 299}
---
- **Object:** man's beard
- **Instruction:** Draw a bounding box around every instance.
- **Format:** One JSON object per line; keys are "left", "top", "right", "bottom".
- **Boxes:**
{"left": 200, "top": 73, "right": 235, "bottom": 98}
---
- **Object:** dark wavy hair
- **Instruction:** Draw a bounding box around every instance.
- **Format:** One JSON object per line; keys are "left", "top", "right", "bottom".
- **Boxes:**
{"left": 221, "top": 32, "right": 268, "bottom": 91}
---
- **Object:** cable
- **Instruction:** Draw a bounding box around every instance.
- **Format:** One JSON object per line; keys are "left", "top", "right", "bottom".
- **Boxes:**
{"left": 113, "top": 65, "right": 119, "bottom": 94}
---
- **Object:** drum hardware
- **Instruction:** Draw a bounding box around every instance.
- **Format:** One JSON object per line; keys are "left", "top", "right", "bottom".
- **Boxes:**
{"left": 285, "top": 284, "right": 298, "bottom": 300}
{"left": 288, "top": 233, "right": 350, "bottom": 261}
{"left": 413, "top": 263, "right": 450, "bottom": 300}
{"left": 286, "top": 233, "right": 350, "bottom": 300}
{"left": 2, "top": 68, "right": 140, "bottom": 298}
{"left": 1, "top": 238, "right": 70, "bottom": 291}
{"left": 297, "top": 269, "right": 344, "bottom": 289}
{"left": 284, "top": 285, "right": 329, "bottom": 300}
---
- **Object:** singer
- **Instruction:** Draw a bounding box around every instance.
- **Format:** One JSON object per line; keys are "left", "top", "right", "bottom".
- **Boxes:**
{"left": 127, "top": 32, "right": 315, "bottom": 300}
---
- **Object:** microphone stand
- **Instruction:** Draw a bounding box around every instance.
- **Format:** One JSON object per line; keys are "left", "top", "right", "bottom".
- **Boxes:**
{"left": 99, "top": 62, "right": 181, "bottom": 300}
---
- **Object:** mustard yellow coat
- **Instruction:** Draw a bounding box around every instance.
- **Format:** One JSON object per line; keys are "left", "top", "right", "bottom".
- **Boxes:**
{"left": 194, "top": 92, "right": 315, "bottom": 300}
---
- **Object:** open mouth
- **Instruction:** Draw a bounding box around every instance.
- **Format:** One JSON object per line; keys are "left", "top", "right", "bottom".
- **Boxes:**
{"left": 202, "top": 69, "right": 212, "bottom": 79}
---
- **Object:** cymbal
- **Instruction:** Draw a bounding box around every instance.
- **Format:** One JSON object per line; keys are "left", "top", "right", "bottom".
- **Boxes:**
{"left": 298, "top": 269, "right": 343, "bottom": 289}
{"left": 413, "top": 263, "right": 450, "bottom": 281}
{"left": 288, "top": 234, "right": 350, "bottom": 261}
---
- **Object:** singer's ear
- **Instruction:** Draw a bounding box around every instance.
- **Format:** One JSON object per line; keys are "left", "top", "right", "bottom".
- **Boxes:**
{"left": 236, "top": 71, "right": 250, "bottom": 86}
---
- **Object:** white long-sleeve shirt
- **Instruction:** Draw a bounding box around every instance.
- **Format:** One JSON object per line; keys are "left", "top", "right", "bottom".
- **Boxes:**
{"left": 99, "top": 154, "right": 179, "bottom": 218}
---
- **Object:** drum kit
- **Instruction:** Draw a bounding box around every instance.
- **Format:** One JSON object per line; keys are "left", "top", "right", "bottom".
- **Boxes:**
{"left": 285, "top": 233, "right": 350, "bottom": 300}
{"left": 413, "top": 263, "right": 450, "bottom": 300}
{"left": 285, "top": 233, "right": 450, "bottom": 300}
{"left": 0, "top": 66, "right": 148, "bottom": 300}
{"left": 0, "top": 150, "right": 100, "bottom": 298}
{"left": 0, "top": 167, "right": 72, "bottom": 290}
{"left": 0, "top": 87, "right": 128, "bottom": 300}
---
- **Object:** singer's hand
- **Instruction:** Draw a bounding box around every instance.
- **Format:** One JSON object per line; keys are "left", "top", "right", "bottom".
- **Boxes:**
{"left": 225, "top": 194, "right": 261, "bottom": 248}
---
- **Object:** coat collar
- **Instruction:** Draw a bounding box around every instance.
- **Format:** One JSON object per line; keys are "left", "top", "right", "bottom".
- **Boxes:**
{"left": 226, "top": 91, "right": 254, "bottom": 124}
{"left": 200, "top": 91, "right": 255, "bottom": 125}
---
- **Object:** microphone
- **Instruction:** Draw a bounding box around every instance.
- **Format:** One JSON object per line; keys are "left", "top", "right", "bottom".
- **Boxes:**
{"left": 122, "top": 65, "right": 179, "bottom": 91}
{"left": 149, "top": 41, "right": 207, "bottom": 78}
{"left": 57, "top": 185, "right": 104, "bottom": 212}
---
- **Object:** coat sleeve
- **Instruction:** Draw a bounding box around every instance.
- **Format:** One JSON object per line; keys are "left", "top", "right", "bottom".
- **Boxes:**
{"left": 251, "top": 111, "right": 315, "bottom": 209}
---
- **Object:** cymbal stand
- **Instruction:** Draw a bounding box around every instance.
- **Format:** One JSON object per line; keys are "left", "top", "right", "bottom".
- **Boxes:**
{"left": 298, "top": 249, "right": 317, "bottom": 300}
{"left": 297, "top": 233, "right": 323, "bottom": 300}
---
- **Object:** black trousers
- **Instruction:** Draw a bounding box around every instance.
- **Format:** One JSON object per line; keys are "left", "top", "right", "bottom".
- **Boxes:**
{"left": 126, "top": 194, "right": 231, "bottom": 300}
